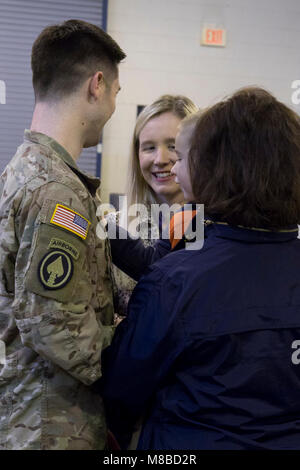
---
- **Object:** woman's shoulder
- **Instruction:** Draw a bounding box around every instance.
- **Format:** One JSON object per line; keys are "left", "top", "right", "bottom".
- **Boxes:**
{"left": 140, "top": 248, "right": 196, "bottom": 287}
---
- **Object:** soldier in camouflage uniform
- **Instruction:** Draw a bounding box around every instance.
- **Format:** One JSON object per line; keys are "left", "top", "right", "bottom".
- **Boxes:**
{"left": 0, "top": 20, "right": 126, "bottom": 449}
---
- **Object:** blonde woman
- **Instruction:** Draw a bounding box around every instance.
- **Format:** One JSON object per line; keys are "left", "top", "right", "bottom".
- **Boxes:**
{"left": 109, "top": 95, "right": 198, "bottom": 316}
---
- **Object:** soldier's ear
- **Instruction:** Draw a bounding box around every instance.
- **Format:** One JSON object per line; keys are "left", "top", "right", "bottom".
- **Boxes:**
{"left": 88, "top": 72, "right": 104, "bottom": 101}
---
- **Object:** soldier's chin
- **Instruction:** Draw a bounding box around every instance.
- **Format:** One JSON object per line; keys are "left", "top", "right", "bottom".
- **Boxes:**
{"left": 83, "top": 137, "right": 99, "bottom": 148}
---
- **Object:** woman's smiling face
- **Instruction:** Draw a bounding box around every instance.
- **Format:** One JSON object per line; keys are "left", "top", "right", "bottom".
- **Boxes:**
{"left": 138, "top": 112, "right": 184, "bottom": 205}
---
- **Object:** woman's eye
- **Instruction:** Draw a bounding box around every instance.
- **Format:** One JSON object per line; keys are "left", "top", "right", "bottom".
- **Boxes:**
{"left": 142, "top": 146, "right": 155, "bottom": 152}
{"left": 168, "top": 144, "right": 176, "bottom": 151}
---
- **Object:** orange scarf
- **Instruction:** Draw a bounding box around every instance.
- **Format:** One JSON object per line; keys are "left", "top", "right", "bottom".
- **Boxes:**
{"left": 169, "top": 209, "right": 198, "bottom": 250}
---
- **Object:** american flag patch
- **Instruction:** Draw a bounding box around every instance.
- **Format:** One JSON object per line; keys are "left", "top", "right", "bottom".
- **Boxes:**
{"left": 50, "top": 204, "right": 90, "bottom": 240}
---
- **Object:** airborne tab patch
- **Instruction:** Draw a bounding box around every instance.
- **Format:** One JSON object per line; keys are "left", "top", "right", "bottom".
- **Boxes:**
{"left": 50, "top": 204, "right": 90, "bottom": 239}
{"left": 48, "top": 238, "right": 79, "bottom": 259}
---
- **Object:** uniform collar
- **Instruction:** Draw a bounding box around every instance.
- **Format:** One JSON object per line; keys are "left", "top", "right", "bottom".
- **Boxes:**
{"left": 24, "top": 130, "right": 100, "bottom": 196}
{"left": 206, "top": 220, "right": 299, "bottom": 243}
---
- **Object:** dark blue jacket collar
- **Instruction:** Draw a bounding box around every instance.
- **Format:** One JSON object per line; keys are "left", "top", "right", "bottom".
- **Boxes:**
{"left": 171, "top": 205, "right": 299, "bottom": 251}
{"left": 205, "top": 220, "right": 299, "bottom": 243}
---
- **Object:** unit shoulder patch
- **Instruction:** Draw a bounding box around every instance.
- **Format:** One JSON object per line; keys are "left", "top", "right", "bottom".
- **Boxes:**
{"left": 38, "top": 250, "right": 73, "bottom": 290}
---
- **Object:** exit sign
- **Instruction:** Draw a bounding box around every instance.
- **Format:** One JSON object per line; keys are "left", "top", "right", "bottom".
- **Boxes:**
{"left": 201, "top": 27, "right": 226, "bottom": 47}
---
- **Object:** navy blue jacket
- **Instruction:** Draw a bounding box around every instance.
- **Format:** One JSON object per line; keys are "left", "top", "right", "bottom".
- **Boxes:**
{"left": 101, "top": 222, "right": 300, "bottom": 450}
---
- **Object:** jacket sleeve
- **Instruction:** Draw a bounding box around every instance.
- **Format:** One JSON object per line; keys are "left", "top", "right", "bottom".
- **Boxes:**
{"left": 99, "top": 265, "right": 185, "bottom": 443}
{"left": 109, "top": 224, "right": 171, "bottom": 281}
{"left": 13, "top": 181, "right": 114, "bottom": 386}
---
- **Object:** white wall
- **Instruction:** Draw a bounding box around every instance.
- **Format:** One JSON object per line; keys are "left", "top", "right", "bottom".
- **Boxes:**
{"left": 101, "top": 0, "right": 300, "bottom": 202}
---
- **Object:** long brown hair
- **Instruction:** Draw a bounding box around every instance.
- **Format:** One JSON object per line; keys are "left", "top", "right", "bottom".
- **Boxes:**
{"left": 189, "top": 87, "right": 300, "bottom": 228}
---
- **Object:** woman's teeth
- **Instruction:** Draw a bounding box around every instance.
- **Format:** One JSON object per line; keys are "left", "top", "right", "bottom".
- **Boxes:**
{"left": 154, "top": 172, "right": 172, "bottom": 178}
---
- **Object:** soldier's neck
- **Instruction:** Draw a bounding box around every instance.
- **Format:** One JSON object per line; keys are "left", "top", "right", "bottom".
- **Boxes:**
{"left": 31, "top": 101, "right": 84, "bottom": 162}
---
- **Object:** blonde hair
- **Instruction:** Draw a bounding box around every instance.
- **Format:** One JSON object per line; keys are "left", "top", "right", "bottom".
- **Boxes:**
{"left": 127, "top": 95, "right": 198, "bottom": 208}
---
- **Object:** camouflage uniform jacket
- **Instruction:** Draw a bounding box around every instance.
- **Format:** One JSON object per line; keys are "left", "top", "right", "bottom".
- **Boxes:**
{"left": 0, "top": 130, "right": 115, "bottom": 450}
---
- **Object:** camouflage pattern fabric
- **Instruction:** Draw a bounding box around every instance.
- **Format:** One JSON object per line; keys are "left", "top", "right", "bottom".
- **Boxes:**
{"left": 0, "top": 130, "right": 115, "bottom": 450}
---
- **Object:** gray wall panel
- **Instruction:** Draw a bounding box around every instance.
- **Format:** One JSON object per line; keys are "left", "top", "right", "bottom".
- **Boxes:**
{"left": 0, "top": 0, "right": 106, "bottom": 176}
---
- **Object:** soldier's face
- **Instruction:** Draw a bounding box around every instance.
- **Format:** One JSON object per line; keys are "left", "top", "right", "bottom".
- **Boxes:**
{"left": 84, "top": 71, "right": 121, "bottom": 147}
{"left": 100, "top": 74, "right": 121, "bottom": 127}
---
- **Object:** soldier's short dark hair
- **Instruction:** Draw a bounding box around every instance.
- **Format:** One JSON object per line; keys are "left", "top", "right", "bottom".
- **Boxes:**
{"left": 31, "top": 19, "right": 126, "bottom": 101}
{"left": 188, "top": 87, "right": 300, "bottom": 229}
